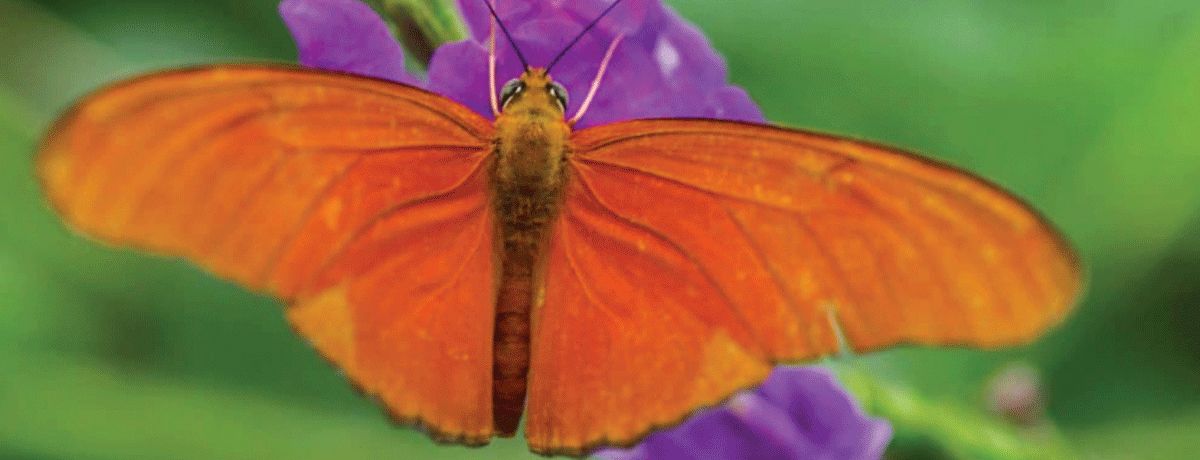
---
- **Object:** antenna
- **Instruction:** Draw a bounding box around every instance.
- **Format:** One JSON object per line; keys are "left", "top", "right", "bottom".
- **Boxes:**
{"left": 545, "top": 0, "right": 626, "bottom": 74}
{"left": 570, "top": 34, "right": 623, "bottom": 125}
{"left": 482, "top": 1, "right": 530, "bottom": 70}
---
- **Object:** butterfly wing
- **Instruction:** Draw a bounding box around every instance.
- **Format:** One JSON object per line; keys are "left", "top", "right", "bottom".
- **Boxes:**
{"left": 524, "top": 119, "right": 1081, "bottom": 453}
{"left": 37, "top": 65, "right": 499, "bottom": 444}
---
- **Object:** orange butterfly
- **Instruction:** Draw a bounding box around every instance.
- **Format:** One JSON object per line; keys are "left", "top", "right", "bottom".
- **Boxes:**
{"left": 35, "top": 2, "right": 1081, "bottom": 456}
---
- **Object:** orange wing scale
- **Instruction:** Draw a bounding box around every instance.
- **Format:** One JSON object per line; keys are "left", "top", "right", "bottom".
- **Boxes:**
{"left": 523, "top": 119, "right": 1080, "bottom": 453}
{"left": 37, "top": 65, "right": 500, "bottom": 444}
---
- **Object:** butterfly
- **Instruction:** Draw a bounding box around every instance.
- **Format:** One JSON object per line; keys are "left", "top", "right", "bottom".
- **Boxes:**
{"left": 35, "top": 0, "right": 1081, "bottom": 456}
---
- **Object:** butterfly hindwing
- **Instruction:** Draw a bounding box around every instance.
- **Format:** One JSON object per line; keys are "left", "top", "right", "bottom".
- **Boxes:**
{"left": 523, "top": 118, "right": 1080, "bottom": 452}
{"left": 37, "top": 65, "right": 499, "bottom": 443}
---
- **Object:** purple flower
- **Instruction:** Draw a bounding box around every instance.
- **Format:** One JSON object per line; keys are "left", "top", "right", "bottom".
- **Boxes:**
{"left": 279, "top": 0, "right": 762, "bottom": 127}
{"left": 596, "top": 367, "right": 893, "bottom": 460}
{"left": 279, "top": 2, "right": 890, "bottom": 458}
{"left": 279, "top": 0, "right": 417, "bottom": 85}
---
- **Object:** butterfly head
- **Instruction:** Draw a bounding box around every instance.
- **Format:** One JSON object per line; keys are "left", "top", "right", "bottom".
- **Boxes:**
{"left": 484, "top": 0, "right": 626, "bottom": 123}
{"left": 498, "top": 68, "right": 569, "bottom": 118}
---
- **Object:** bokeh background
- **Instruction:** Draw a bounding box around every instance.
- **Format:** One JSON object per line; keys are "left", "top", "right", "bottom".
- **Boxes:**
{"left": 2, "top": 1, "right": 1198, "bottom": 458}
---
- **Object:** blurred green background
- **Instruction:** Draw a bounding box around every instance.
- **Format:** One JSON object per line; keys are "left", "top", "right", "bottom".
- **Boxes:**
{"left": 2, "top": 0, "right": 1198, "bottom": 458}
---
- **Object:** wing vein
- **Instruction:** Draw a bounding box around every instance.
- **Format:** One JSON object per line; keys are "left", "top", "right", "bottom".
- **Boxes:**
{"left": 372, "top": 204, "right": 491, "bottom": 325}
{"left": 253, "top": 154, "right": 370, "bottom": 288}
{"left": 558, "top": 215, "right": 622, "bottom": 325}
{"left": 578, "top": 160, "right": 803, "bottom": 214}
{"left": 572, "top": 168, "right": 768, "bottom": 356}
{"left": 92, "top": 77, "right": 487, "bottom": 140}
{"left": 295, "top": 158, "right": 490, "bottom": 293}
{"left": 577, "top": 128, "right": 1027, "bottom": 236}
{"left": 97, "top": 102, "right": 485, "bottom": 231}
{"left": 837, "top": 186, "right": 971, "bottom": 339}
{"left": 723, "top": 206, "right": 822, "bottom": 357}
{"left": 895, "top": 175, "right": 1049, "bottom": 309}
{"left": 196, "top": 147, "right": 294, "bottom": 254}
{"left": 789, "top": 210, "right": 872, "bottom": 342}
{"left": 92, "top": 108, "right": 272, "bottom": 224}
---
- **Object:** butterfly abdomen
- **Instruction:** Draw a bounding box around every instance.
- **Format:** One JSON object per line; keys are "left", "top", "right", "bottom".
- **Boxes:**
{"left": 490, "top": 175, "right": 567, "bottom": 436}
{"left": 489, "top": 80, "right": 571, "bottom": 436}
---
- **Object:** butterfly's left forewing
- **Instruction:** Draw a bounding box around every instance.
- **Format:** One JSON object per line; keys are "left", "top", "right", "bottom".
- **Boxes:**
{"left": 38, "top": 65, "right": 499, "bottom": 443}
{"left": 524, "top": 118, "right": 1080, "bottom": 453}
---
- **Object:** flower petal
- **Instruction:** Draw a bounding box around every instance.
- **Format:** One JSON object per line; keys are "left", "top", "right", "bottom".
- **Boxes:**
{"left": 707, "top": 85, "right": 765, "bottom": 123}
{"left": 756, "top": 368, "right": 894, "bottom": 460}
{"left": 595, "top": 367, "right": 892, "bottom": 460}
{"left": 457, "top": 0, "right": 539, "bottom": 41}
{"left": 279, "top": 0, "right": 416, "bottom": 84}
{"left": 426, "top": 40, "right": 492, "bottom": 119}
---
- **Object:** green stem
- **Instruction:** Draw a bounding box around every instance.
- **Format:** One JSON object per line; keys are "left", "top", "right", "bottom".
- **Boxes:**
{"left": 370, "top": 0, "right": 468, "bottom": 66}
{"left": 837, "top": 368, "right": 1077, "bottom": 460}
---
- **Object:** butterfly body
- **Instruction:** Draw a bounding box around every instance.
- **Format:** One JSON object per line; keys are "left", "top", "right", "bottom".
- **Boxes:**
{"left": 489, "top": 68, "right": 571, "bottom": 435}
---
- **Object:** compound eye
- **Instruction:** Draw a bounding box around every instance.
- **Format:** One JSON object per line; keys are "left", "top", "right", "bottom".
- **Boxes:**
{"left": 548, "top": 82, "right": 569, "bottom": 112}
{"left": 499, "top": 79, "right": 524, "bottom": 110}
